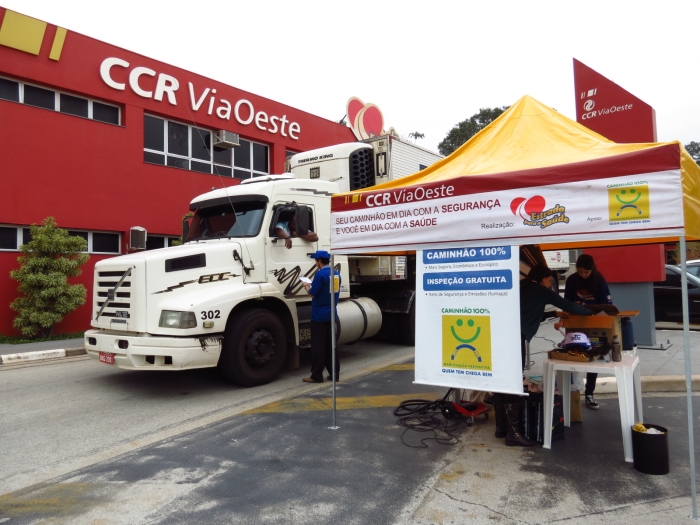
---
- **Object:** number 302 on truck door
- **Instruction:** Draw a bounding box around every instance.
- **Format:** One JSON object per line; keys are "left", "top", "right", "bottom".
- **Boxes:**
{"left": 201, "top": 310, "right": 221, "bottom": 320}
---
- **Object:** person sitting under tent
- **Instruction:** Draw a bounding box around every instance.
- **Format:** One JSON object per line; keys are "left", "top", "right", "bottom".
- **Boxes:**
{"left": 492, "top": 264, "right": 592, "bottom": 447}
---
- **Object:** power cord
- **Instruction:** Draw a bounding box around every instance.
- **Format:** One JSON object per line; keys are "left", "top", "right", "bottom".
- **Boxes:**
{"left": 393, "top": 390, "right": 472, "bottom": 448}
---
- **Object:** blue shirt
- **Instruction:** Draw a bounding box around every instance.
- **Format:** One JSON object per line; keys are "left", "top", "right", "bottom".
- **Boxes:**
{"left": 308, "top": 265, "right": 341, "bottom": 322}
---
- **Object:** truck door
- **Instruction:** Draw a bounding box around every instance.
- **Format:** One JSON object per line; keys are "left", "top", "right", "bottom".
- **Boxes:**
{"left": 268, "top": 204, "right": 318, "bottom": 299}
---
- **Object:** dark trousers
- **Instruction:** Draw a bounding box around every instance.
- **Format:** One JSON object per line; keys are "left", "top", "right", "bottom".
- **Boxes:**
{"left": 585, "top": 373, "right": 597, "bottom": 396}
{"left": 310, "top": 320, "right": 339, "bottom": 382}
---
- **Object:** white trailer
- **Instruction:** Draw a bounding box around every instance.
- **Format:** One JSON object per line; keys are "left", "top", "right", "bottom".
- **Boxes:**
{"left": 290, "top": 136, "right": 443, "bottom": 344}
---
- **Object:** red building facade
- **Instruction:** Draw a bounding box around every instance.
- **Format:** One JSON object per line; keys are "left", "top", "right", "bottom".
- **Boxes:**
{"left": 0, "top": 7, "right": 355, "bottom": 335}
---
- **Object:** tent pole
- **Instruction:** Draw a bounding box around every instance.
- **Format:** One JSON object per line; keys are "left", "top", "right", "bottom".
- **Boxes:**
{"left": 329, "top": 253, "right": 339, "bottom": 430}
{"left": 680, "top": 236, "right": 697, "bottom": 519}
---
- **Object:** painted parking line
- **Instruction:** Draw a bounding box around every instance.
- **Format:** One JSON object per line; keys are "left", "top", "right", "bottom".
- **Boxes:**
{"left": 377, "top": 363, "right": 415, "bottom": 371}
{"left": 244, "top": 392, "right": 441, "bottom": 414}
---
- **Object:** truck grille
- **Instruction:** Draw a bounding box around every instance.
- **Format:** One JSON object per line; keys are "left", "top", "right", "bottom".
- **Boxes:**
{"left": 349, "top": 148, "right": 375, "bottom": 190}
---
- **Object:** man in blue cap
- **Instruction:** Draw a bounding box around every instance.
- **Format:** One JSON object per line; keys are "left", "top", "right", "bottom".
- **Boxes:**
{"left": 301, "top": 250, "right": 341, "bottom": 383}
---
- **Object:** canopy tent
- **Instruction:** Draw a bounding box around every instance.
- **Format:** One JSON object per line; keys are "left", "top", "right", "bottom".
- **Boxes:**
{"left": 328, "top": 95, "right": 700, "bottom": 516}
{"left": 330, "top": 95, "right": 700, "bottom": 254}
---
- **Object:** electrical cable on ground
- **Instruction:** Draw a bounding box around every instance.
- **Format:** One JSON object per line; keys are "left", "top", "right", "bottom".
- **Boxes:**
{"left": 393, "top": 390, "right": 472, "bottom": 448}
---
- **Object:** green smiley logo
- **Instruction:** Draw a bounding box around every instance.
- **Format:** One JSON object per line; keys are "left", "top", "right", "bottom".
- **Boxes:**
{"left": 615, "top": 189, "right": 643, "bottom": 216}
{"left": 450, "top": 318, "right": 482, "bottom": 362}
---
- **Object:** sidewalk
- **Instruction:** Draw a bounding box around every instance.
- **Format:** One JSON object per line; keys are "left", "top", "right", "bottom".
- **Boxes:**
{"left": 0, "top": 337, "right": 85, "bottom": 364}
{"left": 526, "top": 319, "right": 700, "bottom": 391}
{"left": 0, "top": 337, "right": 84, "bottom": 355}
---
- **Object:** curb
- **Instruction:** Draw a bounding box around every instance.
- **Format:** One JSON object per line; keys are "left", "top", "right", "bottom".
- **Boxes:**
{"left": 595, "top": 374, "right": 700, "bottom": 394}
{"left": 0, "top": 347, "right": 86, "bottom": 365}
{"left": 0, "top": 349, "right": 697, "bottom": 394}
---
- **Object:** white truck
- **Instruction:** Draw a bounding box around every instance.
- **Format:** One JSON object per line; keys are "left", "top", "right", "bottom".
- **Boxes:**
{"left": 85, "top": 176, "right": 382, "bottom": 386}
{"left": 85, "top": 136, "right": 441, "bottom": 386}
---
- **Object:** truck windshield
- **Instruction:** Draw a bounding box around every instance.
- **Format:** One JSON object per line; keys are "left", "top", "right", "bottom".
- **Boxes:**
{"left": 185, "top": 201, "right": 266, "bottom": 242}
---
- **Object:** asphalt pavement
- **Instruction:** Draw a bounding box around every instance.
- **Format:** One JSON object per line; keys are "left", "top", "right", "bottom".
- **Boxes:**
{"left": 1, "top": 323, "right": 699, "bottom": 523}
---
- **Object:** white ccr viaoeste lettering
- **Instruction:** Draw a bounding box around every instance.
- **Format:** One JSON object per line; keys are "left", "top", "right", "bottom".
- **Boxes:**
{"left": 99, "top": 57, "right": 301, "bottom": 139}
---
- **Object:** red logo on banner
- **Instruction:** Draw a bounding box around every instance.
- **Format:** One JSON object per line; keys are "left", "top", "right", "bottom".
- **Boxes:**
{"left": 511, "top": 196, "right": 568, "bottom": 229}
{"left": 573, "top": 59, "right": 656, "bottom": 143}
{"left": 510, "top": 196, "right": 546, "bottom": 220}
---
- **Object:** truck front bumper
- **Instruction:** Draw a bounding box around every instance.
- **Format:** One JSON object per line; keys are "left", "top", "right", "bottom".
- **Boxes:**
{"left": 84, "top": 329, "right": 222, "bottom": 370}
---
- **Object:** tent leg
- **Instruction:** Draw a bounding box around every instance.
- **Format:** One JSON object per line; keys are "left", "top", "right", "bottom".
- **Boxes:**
{"left": 525, "top": 339, "right": 531, "bottom": 371}
{"left": 680, "top": 237, "right": 697, "bottom": 519}
{"left": 329, "top": 253, "right": 339, "bottom": 431}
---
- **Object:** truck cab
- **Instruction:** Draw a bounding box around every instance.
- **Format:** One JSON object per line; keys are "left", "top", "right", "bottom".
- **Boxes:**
{"left": 84, "top": 176, "right": 380, "bottom": 386}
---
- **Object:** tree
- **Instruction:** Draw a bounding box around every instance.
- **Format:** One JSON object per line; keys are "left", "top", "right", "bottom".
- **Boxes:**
{"left": 685, "top": 141, "right": 700, "bottom": 165}
{"left": 408, "top": 131, "right": 425, "bottom": 143}
{"left": 10, "top": 217, "right": 89, "bottom": 337}
{"left": 438, "top": 106, "right": 509, "bottom": 156}
{"left": 668, "top": 241, "right": 700, "bottom": 265}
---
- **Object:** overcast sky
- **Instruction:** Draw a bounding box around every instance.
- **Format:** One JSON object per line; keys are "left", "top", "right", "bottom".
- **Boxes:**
{"left": 6, "top": 0, "right": 699, "bottom": 153}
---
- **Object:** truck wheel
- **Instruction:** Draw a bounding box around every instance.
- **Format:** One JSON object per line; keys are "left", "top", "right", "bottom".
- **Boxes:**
{"left": 219, "top": 308, "right": 287, "bottom": 387}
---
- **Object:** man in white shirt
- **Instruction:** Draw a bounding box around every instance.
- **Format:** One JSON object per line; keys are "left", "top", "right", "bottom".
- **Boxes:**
{"left": 275, "top": 215, "right": 318, "bottom": 249}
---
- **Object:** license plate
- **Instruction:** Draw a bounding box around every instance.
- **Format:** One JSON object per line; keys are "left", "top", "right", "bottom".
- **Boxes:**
{"left": 99, "top": 352, "right": 115, "bottom": 364}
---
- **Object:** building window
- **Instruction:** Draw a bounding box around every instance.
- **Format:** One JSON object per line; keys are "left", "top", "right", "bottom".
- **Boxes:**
{"left": 143, "top": 115, "right": 269, "bottom": 179}
{"left": 0, "top": 226, "right": 120, "bottom": 253}
{"left": 60, "top": 93, "right": 88, "bottom": 118}
{"left": 68, "top": 230, "right": 121, "bottom": 254}
{"left": 93, "top": 102, "right": 120, "bottom": 125}
{"left": 24, "top": 84, "right": 55, "bottom": 110}
{"left": 0, "top": 226, "right": 32, "bottom": 250}
{"left": 233, "top": 139, "right": 270, "bottom": 179}
{"left": 146, "top": 235, "right": 179, "bottom": 250}
{"left": 0, "top": 75, "right": 120, "bottom": 125}
{"left": 0, "top": 226, "right": 18, "bottom": 250}
{"left": 0, "top": 77, "right": 19, "bottom": 102}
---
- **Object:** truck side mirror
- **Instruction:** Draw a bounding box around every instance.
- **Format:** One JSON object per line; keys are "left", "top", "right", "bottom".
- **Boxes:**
{"left": 182, "top": 216, "right": 191, "bottom": 240}
{"left": 295, "top": 206, "right": 311, "bottom": 236}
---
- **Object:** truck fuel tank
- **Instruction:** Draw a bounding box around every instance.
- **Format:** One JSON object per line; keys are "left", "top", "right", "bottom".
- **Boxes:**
{"left": 336, "top": 297, "right": 382, "bottom": 345}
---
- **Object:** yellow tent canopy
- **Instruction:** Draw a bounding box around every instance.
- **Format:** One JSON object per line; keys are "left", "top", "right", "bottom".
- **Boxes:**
{"left": 331, "top": 95, "right": 700, "bottom": 254}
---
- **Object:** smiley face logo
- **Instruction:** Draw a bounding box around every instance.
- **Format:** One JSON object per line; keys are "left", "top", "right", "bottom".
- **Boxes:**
{"left": 442, "top": 315, "right": 492, "bottom": 371}
{"left": 450, "top": 318, "right": 482, "bottom": 362}
{"left": 608, "top": 184, "right": 650, "bottom": 222}
{"left": 615, "top": 188, "right": 642, "bottom": 216}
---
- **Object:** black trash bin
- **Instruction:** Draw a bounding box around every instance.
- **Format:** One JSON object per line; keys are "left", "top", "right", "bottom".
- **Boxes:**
{"left": 632, "top": 424, "right": 669, "bottom": 475}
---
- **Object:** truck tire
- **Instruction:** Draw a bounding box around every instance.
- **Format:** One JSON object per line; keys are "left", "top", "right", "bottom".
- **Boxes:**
{"left": 219, "top": 308, "right": 287, "bottom": 387}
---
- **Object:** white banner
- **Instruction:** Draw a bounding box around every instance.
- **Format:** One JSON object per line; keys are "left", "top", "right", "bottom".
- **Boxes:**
{"left": 415, "top": 245, "right": 524, "bottom": 395}
{"left": 331, "top": 171, "right": 684, "bottom": 253}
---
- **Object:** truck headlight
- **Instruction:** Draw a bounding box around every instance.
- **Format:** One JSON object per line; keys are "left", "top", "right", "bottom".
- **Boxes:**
{"left": 159, "top": 311, "right": 197, "bottom": 329}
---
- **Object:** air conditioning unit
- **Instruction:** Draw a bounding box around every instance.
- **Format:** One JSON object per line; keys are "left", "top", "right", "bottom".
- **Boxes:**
{"left": 213, "top": 130, "right": 240, "bottom": 149}
{"left": 130, "top": 226, "right": 147, "bottom": 250}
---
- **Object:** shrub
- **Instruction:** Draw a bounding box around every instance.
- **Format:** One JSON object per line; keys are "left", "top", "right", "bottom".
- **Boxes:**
{"left": 10, "top": 217, "right": 89, "bottom": 338}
